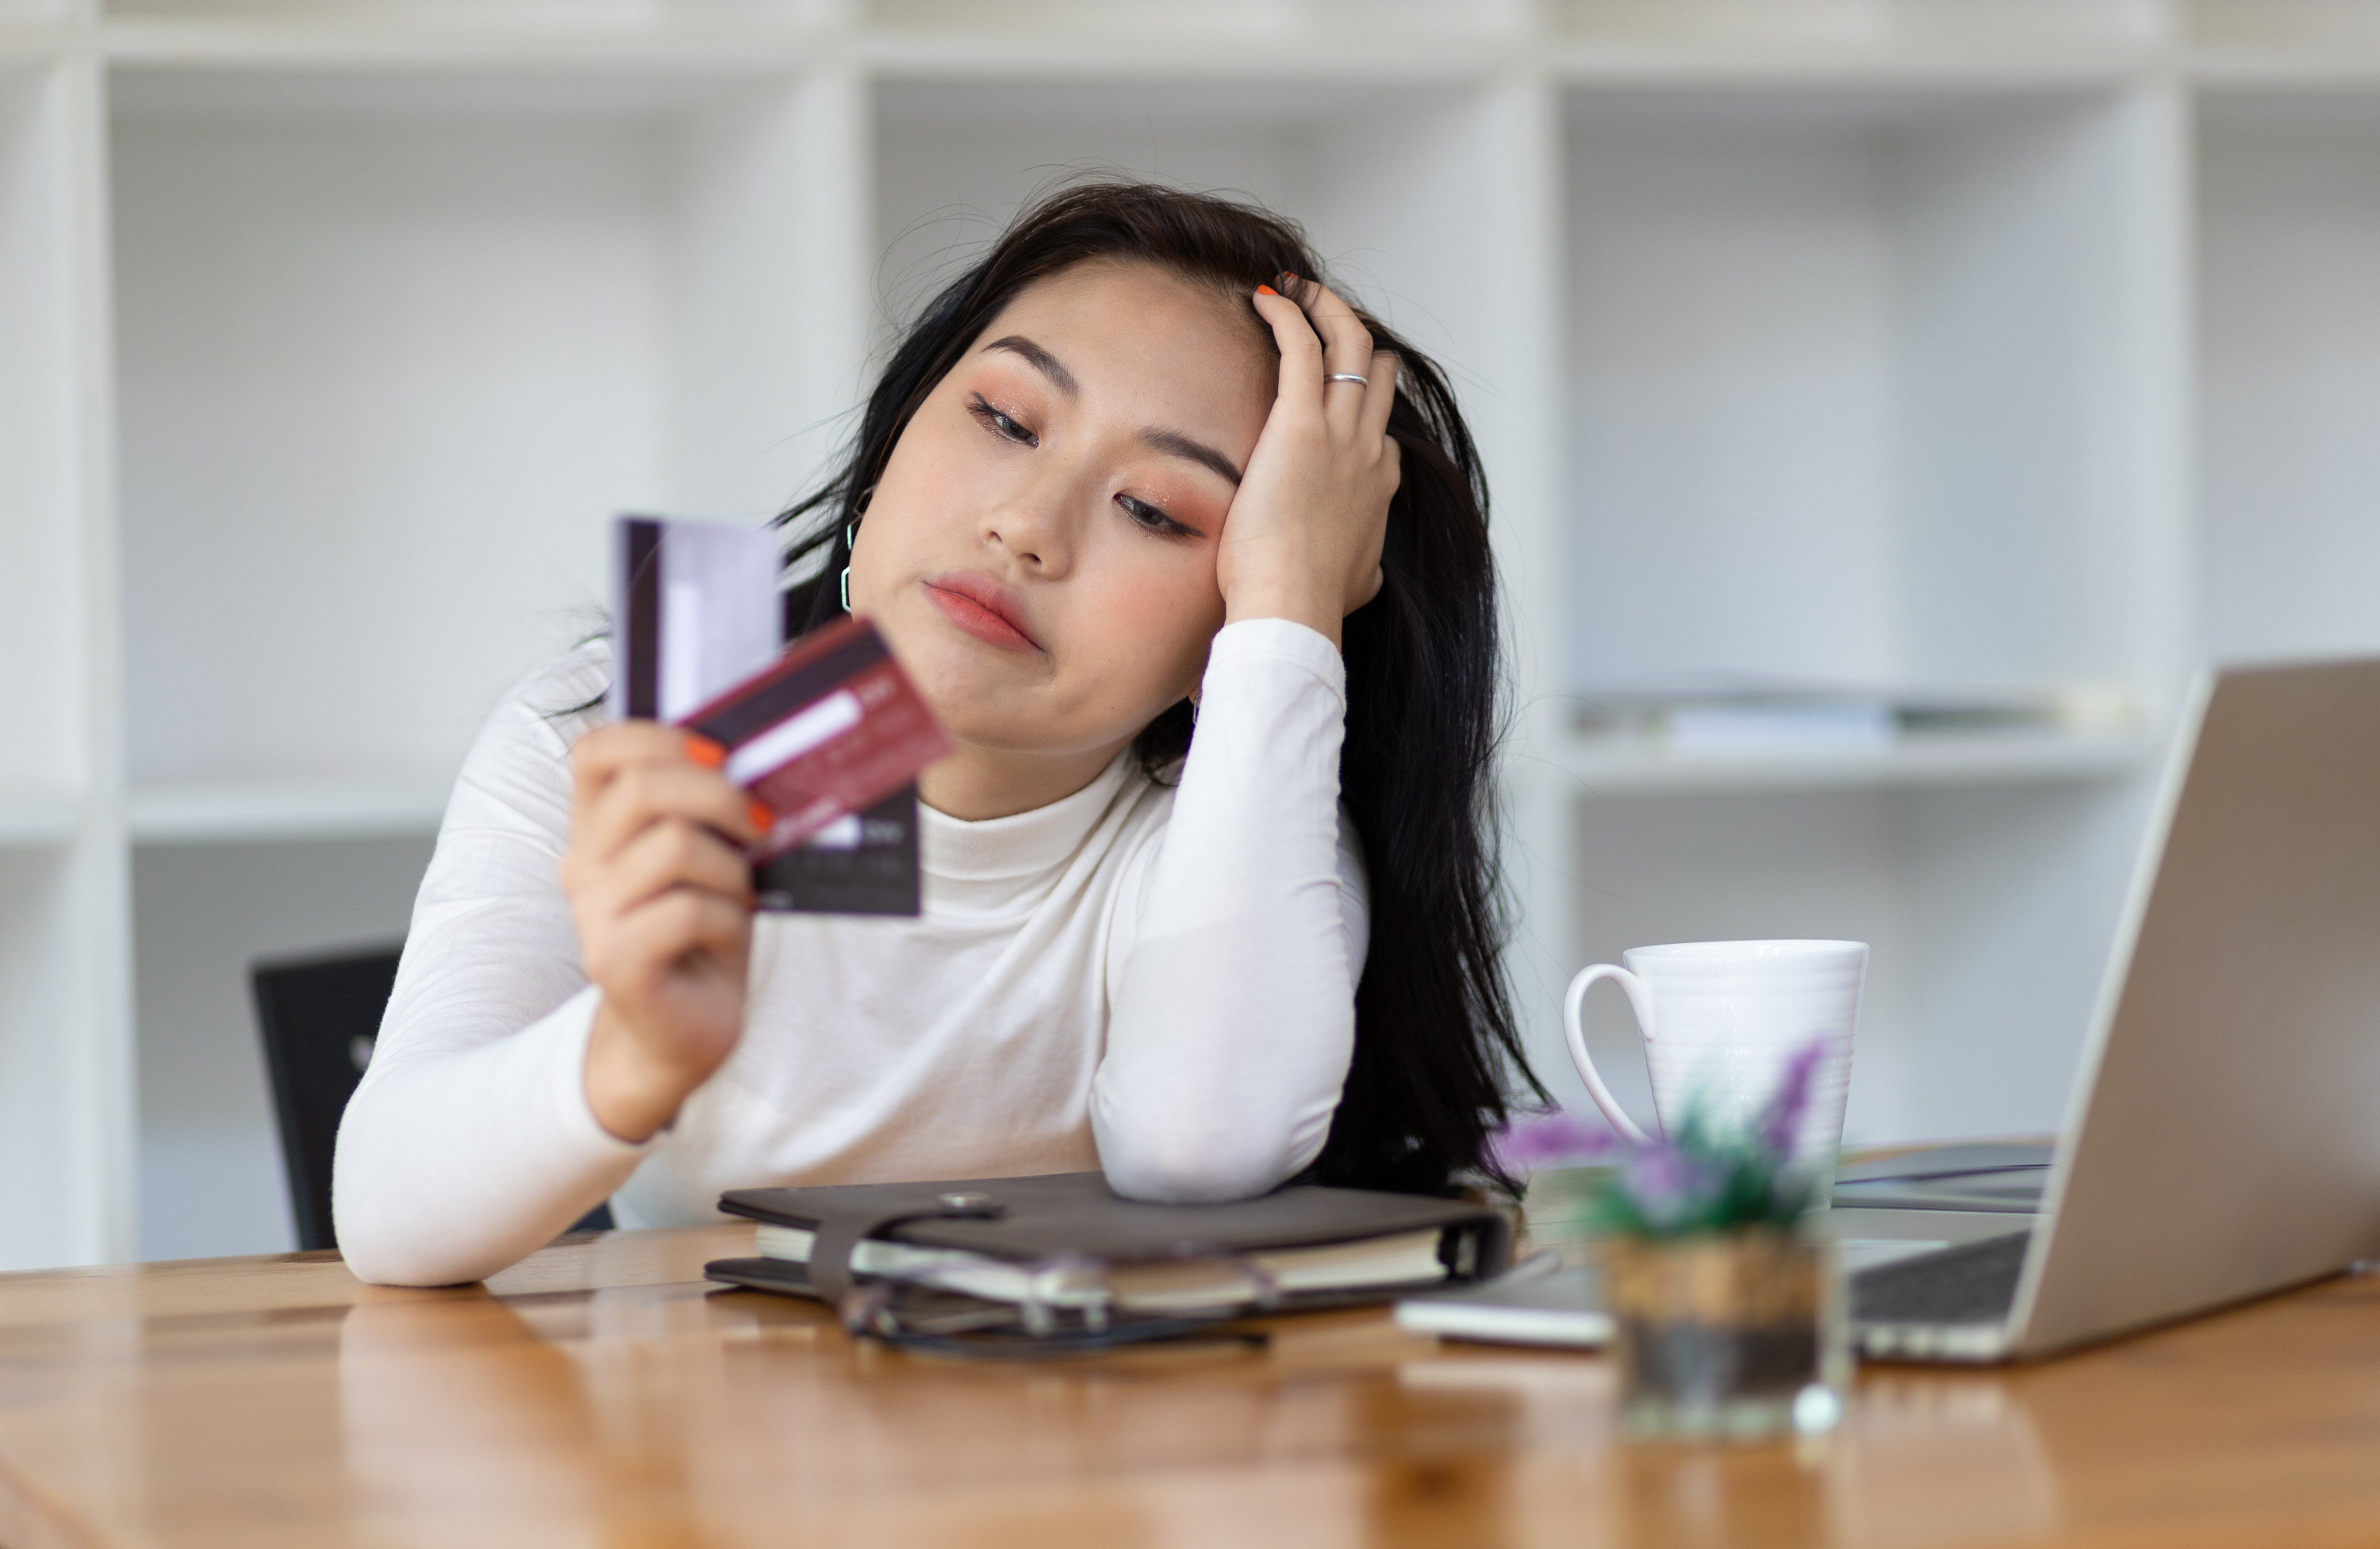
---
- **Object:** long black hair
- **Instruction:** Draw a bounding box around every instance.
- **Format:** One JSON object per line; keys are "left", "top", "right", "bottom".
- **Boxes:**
{"left": 777, "top": 179, "right": 1541, "bottom": 1194}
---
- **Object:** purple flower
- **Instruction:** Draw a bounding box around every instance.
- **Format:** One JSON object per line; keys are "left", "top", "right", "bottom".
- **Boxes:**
{"left": 1488, "top": 1109, "right": 1618, "bottom": 1175}
{"left": 1619, "top": 1139, "right": 1729, "bottom": 1229}
{"left": 1757, "top": 1038, "right": 1829, "bottom": 1160}
{"left": 1590, "top": 1039, "right": 1830, "bottom": 1236}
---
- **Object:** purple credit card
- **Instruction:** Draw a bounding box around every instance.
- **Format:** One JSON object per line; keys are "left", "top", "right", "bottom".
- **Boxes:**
{"left": 610, "top": 514, "right": 931, "bottom": 916}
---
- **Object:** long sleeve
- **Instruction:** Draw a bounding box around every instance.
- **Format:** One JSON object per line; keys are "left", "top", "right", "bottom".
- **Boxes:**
{"left": 1092, "top": 618, "right": 1367, "bottom": 1202}
{"left": 335, "top": 623, "right": 1367, "bottom": 1282}
{"left": 332, "top": 647, "right": 651, "bottom": 1286}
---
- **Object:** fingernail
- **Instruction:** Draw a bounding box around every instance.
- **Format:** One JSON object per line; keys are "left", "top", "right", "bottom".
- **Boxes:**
{"left": 1279, "top": 270, "right": 1299, "bottom": 289}
{"left": 748, "top": 798, "right": 775, "bottom": 832}
{"left": 1256, "top": 283, "right": 1278, "bottom": 297}
{"left": 685, "top": 735, "right": 726, "bottom": 769}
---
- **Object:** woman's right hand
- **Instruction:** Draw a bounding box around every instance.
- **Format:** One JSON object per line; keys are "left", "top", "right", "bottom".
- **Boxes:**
{"left": 562, "top": 723, "right": 768, "bottom": 1142}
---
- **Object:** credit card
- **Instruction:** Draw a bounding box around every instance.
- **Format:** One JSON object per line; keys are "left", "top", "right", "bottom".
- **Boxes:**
{"left": 610, "top": 515, "right": 781, "bottom": 723}
{"left": 754, "top": 784, "right": 922, "bottom": 916}
{"left": 612, "top": 514, "right": 933, "bottom": 917}
{"left": 677, "top": 616, "right": 950, "bottom": 861}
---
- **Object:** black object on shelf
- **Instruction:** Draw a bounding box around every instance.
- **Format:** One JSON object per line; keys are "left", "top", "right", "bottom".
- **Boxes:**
{"left": 251, "top": 945, "right": 614, "bottom": 1252}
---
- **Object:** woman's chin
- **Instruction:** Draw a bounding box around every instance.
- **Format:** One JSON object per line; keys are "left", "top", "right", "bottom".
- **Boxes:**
{"left": 910, "top": 680, "right": 1126, "bottom": 764}
{"left": 907, "top": 662, "right": 1046, "bottom": 746}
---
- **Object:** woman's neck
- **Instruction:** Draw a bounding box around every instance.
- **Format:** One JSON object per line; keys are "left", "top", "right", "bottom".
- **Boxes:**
{"left": 918, "top": 737, "right": 1136, "bottom": 822}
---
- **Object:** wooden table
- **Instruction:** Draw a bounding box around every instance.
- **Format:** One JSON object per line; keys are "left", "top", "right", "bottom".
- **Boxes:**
{"left": 5, "top": 1225, "right": 2380, "bottom": 1547}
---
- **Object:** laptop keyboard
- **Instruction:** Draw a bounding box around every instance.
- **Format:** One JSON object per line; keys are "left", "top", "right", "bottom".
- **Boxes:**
{"left": 1850, "top": 1231, "right": 2032, "bottom": 1325}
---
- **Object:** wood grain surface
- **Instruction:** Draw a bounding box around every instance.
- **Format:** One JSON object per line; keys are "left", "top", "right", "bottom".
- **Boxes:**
{"left": 3, "top": 1223, "right": 2379, "bottom": 1547}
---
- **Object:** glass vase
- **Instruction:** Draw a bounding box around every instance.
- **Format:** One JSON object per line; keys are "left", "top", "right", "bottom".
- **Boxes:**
{"left": 1600, "top": 1227, "right": 1845, "bottom": 1440}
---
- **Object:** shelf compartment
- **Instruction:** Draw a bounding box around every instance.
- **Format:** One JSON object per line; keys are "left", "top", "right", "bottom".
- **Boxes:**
{"left": 109, "top": 63, "right": 862, "bottom": 796}
{"left": 133, "top": 834, "right": 432, "bottom": 1261}
{"left": 2197, "top": 92, "right": 2380, "bottom": 667}
{"left": 1560, "top": 82, "right": 2178, "bottom": 704}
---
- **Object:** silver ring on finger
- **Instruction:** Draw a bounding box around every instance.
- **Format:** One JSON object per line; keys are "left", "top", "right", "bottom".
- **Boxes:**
{"left": 1326, "top": 373, "right": 1368, "bottom": 386}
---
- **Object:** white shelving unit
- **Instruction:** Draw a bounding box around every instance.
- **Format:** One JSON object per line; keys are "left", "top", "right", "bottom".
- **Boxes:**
{"left": 5, "top": 0, "right": 2378, "bottom": 1267}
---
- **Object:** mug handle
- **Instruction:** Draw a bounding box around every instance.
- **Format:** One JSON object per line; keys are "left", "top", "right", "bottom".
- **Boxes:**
{"left": 1562, "top": 964, "right": 1658, "bottom": 1146}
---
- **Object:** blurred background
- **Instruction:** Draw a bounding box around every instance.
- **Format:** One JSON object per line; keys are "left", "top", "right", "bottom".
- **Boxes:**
{"left": 3, "top": 0, "right": 2377, "bottom": 1268}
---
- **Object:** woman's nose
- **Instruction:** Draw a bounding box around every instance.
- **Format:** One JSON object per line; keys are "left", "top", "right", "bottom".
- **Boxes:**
{"left": 981, "top": 472, "right": 1080, "bottom": 575}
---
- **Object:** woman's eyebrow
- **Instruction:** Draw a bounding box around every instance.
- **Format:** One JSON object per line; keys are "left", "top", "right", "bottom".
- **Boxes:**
{"left": 1141, "top": 428, "right": 1242, "bottom": 486}
{"left": 981, "top": 333, "right": 1242, "bottom": 485}
{"left": 981, "top": 335, "right": 1077, "bottom": 396}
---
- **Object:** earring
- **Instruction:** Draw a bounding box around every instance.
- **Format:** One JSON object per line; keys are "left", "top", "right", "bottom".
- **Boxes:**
{"left": 839, "top": 487, "right": 873, "bottom": 615}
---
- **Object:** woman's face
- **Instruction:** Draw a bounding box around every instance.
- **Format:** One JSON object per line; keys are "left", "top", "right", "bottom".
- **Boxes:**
{"left": 848, "top": 259, "right": 1273, "bottom": 774}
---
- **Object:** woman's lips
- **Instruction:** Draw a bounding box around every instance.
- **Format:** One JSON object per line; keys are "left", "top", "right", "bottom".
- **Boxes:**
{"left": 922, "top": 574, "right": 1041, "bottom": 653}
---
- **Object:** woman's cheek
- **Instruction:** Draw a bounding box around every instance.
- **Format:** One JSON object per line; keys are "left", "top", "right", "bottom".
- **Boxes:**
{"left": 1093, "top": 553, "right": 1225, "bottom": 691}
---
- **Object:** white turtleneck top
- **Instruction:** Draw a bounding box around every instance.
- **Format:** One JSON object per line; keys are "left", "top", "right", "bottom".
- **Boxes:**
{"left": 332, "top": 619, "right": 1367, "bottom": 1286}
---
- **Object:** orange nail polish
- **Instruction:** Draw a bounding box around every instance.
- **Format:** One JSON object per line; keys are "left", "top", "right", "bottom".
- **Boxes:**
{"left": 685, "top": 735, "right": 726, "bottom": 769}
{"left": 1256, "top": 284, "right": 1278, "bottom": 297}
{"left": 748, "top": 798, "right": 775, "bottom": 832}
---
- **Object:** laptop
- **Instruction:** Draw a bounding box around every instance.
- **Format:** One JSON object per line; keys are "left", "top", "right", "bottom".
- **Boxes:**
{"left": 1847, "top": 656, "right": 2380, "bottom": 1362}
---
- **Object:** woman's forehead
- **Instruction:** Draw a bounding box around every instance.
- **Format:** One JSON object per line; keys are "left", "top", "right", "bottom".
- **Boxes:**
{"left": 984, "top": 261, "right": 1270, "bottom": 374}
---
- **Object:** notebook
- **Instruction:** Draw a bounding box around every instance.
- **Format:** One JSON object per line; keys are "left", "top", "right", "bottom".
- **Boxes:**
{"left": 705, "top": 1171, "right": 1513, "bottom": 1322}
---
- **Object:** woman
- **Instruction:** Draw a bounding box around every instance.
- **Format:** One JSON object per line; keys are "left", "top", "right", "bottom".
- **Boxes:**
{"left": 334, "top": 181, "right": 1533, "bottom": 1287}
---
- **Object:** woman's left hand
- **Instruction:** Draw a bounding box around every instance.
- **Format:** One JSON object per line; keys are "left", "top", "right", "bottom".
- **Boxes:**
{"left": 1219, "top": 275, "right": 1401, "bottom": 650}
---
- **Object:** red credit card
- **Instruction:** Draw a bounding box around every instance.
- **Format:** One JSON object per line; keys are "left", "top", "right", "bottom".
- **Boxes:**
{"left": 676, "top": 617, "right": 950, "bottom": 857}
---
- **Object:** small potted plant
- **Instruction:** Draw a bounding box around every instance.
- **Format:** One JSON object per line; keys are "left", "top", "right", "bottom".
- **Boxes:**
{"left": 1588, "top": 1042, "right": 1846, "bottom": 1440}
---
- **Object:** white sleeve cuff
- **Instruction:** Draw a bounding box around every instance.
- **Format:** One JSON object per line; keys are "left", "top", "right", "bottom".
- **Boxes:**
{"left": 334, "top": 983, "right": 651, "bottom": 1286}
{"left": 1203, "top": 617, "right": 1345, "bottom": 700}
{"left": 538, "top": 984, "right": 658, "bottom": 1159}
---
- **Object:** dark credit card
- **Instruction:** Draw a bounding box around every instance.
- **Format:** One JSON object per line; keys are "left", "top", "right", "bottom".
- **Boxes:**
{"left": 678, "top": 615, "right": 950, "bottom": 863}
{"left": 753, "top": 784, "right": 923, "bottom": 916}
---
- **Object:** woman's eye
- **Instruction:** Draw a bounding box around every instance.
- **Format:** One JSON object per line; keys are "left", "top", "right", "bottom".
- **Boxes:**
{"left": 968, "top": 395, "right": 1038, "bottom": 447}
{"left": 1116, "top": 494, "right": 1192, "bottom": 539}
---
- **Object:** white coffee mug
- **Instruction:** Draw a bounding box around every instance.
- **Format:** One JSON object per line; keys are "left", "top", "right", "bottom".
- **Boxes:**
{"left": 1562, "top": 940, "right": 1867, "bottom": 1175}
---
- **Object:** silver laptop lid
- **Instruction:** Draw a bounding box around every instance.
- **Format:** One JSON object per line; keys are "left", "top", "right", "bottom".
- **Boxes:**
{"left": 2009, "top": 657, "right": 2380, "bottom": 1358}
